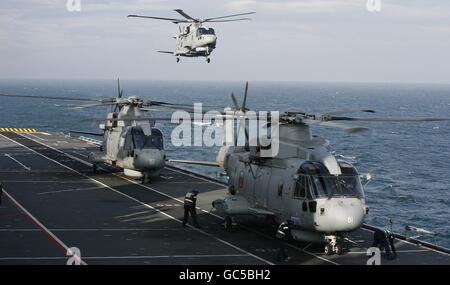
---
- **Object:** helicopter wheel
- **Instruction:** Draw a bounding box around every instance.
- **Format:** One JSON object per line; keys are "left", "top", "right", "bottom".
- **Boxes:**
{"left": 324, "top": 244, "right": 333, "bottom": 255}
{"left": 176, "top": 57, "right": 180, "bottom": 63}
{"left": 224, "top": 216, "right": 233, "bottom": 231}
{"left": 335, "top": 243, "right": 344, "bottom": 255}
{"left": 206, "top": 58, "right": 211, "bottom": 63}
{"left": 141, "top": 173, "right": 150, "bottom": 184}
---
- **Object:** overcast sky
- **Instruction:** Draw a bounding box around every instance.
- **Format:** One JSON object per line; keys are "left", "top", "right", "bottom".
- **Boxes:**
{"left": 1, "top": 0, "right": 450, "bottom": 83}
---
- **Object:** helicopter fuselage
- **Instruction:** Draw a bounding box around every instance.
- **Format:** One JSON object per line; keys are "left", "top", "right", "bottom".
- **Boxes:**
{"left": 88, "top": 105, "right": 166, "bottom": 180}
{"left": 212, "top": 123, "right": 368, "bottom": 246}
{"left": 175, "top": 24, "right": 217, "bottom": 57}
{"left": 219, "top": 151, "right": 367, "bottom": 243}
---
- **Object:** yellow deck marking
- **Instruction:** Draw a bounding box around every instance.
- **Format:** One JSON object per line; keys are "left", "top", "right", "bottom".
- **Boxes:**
{"left": 0, "top": 128, "right": 37, "bottom": 133}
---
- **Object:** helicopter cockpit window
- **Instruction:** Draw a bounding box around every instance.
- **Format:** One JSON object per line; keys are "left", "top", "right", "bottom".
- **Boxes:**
{"left": 294, "top": 175, "right": 315, "bottom": 199}
{"left": 131, "top": 127, "right": 146, "bottom": 149}
{"left": 294, "top": 176, "right": 305, "bottom": 198}
{"left": 298, "top": 161, "right": 364, "bottom": 198}
{"left": 147, "top": 128, "right": 164, "bottom": 150}
{"left": 197, "top": 27, "right": 215, "bottom": 36}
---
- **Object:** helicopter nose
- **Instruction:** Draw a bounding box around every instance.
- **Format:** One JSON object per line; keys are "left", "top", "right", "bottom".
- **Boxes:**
{"left": 133, "top": 149, "right": 165, "bottom": 170}
{"left": 204, "top": 35, "right": 217, "bottom": 45}
{"left": 315, "top": 198, "right": 366, "bottom": 232}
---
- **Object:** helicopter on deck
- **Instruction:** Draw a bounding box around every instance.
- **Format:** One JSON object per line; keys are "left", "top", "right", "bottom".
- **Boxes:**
{"left": 0, "top": 79, "right": 193, "bottom": 183}
{"left": 128, "top": 9, "right": 255, "bottom": 63}
{"left": 170, "top": 82, "right": 450, "bottom": 255}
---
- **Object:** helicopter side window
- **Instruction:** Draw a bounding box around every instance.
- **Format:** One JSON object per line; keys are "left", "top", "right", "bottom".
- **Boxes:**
{"left": 294, "top": 175, "right": 307, "bottom": 199}
{"left": 311, "top": 175, "right": 330, "bottom": 197}
{"left": 128, "top": 127, "right": 146, "bottom": 149}
{"left": 305, "top": 177, "right": 313, "bottom": 200}
{"left": 146, "top": 128, "right": 164, "bottom": 150}
{"left": 122, "top": 131, "right": 133, "bottom": 151}
{"left": 197, "top": 27, "right": 206, "bottom": 37}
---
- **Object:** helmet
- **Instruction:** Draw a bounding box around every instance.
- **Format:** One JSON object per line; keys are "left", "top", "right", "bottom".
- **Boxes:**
{"left": 192, "top": 189, "right": 199, "bottom": 195}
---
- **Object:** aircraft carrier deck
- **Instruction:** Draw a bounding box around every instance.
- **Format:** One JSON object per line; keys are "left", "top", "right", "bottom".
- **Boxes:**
{"left": 0, "top": 130, "right": 449, "bottom": 265}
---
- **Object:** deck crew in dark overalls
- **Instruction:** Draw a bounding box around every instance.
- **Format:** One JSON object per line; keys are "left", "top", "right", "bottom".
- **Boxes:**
{"left": 372, "top": 228, "right": 397, "bottom": 260}
{"left": 276, "top": 220, "right": 292, "bottom": 262}
{"left": 183, "top": 189, "right": 200, "bottom": 228}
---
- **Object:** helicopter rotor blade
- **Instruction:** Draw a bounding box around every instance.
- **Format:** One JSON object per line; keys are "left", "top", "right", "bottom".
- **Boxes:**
{"left": 328, "top": 116, "right": 450, "bottom": 122}
{"left": 204, "top": 18, "right": 253, "bottom": 23}
{"left": 173, "top": 9, "right": 195, "bottom": 21}
{"left": 127, "top": 14, "right": 188, "bottom": 24}
{"left": 230, "top": 92, "right": 240, "bottom": 110}
{"left": 324, "top": 109, "right": 376, "bottom": 115}
{"left": 81, "top": 117, "right": 172, "bottom": 122}
{"left": 320, "top": 121, "right": 369, "bottom": 134}
{"left": 114, "top": 78, "right": 124, "bottom": 112}
{"left": 67, "top": 102, "right": 118, "bottom": 109}
{"left": 204, "top": 12, "right": 255, "bottom": 22}
{"left": 242, "top": 81, "right": 248, "bottom": 111}
{"left": 0, "top": 93, "right": 100, "bottom": 102}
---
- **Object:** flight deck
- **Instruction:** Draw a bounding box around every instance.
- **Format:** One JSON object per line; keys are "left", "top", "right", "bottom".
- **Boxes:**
{"left": 0, "top": 131, "right": 449, "bottom": 265}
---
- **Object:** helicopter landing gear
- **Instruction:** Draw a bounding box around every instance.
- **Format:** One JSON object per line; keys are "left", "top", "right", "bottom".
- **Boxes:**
{"left": 176, "top": 57, "right": 180, "bottom": 63}
{"left": 324, "top": 235, "right": 345, "bottom": 255}
{"left": 224, "top": 216, "right": 233, "bottom": 231}
{"left": 206, "top": 57, "right": 211, "bottom": 63}
{"left": 141, "top": 173, "right": 151, "bottom": 184}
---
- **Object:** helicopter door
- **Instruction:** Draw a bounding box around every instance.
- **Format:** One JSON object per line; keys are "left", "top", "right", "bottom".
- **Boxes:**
{"left": 292, "top": 175, "right": 314, "bottom": 227}
{"left": 122, "top": 130, "right": 134, "bottom": 157}
{"left": 253, "top": 166, "right": 271, "bottom": 208}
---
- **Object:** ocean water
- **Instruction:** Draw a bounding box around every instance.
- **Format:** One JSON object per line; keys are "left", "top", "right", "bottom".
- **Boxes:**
{"left": 0, "top": 79, "right": 449, "bottom": 248}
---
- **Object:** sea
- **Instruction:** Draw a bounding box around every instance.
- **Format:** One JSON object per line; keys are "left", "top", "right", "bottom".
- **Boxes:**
{"left": 0, "top": 79, "right": 449, "bottom": 248}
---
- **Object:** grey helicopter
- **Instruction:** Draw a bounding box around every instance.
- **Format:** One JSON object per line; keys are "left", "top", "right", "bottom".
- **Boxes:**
{"left": 128, "top": 9, "right": 255, "bottom": 63}
{"left": 0, "top": 79, "right": 193, "bottom": 183}
{"left": 169, "top": 82, "right": 450, "bottom": 255}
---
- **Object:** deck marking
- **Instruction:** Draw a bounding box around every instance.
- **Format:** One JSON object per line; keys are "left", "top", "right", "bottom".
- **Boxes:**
{"left": 1, "top": 132, "right": 273, "bottom": 265}
{"left": 0, "top": 228, "right": 190, "bottom": 232}
{"left": 25, "top": 133, "right": 45, "bottom": 141}
{"left": 0, "top": 254, "right": 249, "bottom": 261}
{"left": 344, "top": 249, "right": 429, "bottom": 254}
{"left": 1, "top": 189, "right": 87, "bottom": 265}
{"left": 360, "top": 227, "right": 450, "bottom": 257}
{"left": 13, "top": 132, "right": 339, "bottom": 265}
{"left": 0, "top": 180, "right": 92, "bottom": 183}
{"left": 4, "top": 153, "right": 31, "bottom": 171}
{"left": 38, "top": 186, "right": 104, "bottom": 195}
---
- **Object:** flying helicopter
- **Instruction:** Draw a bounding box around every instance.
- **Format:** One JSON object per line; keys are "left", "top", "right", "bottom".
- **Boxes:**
{"left": 0, "top": 79, "right": 193, "bottom": 183}
{"left": 127, "top": 9, "right": 255, "bottom": 63}
{"left": 169, "top": 82, "right": 450, "bottom": 255}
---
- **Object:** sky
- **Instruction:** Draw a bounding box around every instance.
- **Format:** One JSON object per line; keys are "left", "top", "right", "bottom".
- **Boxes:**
{"left": 1, "top": 0, "right": 450, "bottom": 83}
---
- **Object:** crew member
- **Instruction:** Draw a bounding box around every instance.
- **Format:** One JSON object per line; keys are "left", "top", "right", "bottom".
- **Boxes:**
{"left": 183, "top": 189, "right": 200, "bottom": 228}
{"left": 372, "top": 228, "right": 397, "bottom": 260}
{"left": 276, "top": 220, "right": 292, "bottom": 262}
